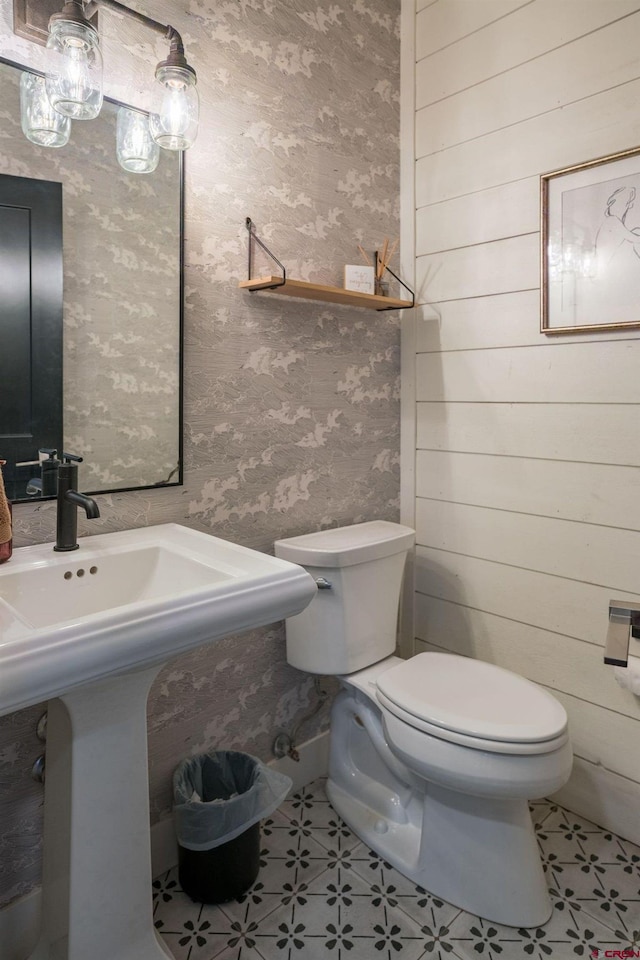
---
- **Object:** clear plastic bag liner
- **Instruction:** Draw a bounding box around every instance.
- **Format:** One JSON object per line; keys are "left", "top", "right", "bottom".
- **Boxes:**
{"left": 173, "top": 751, "right": 292, "bottom": 851}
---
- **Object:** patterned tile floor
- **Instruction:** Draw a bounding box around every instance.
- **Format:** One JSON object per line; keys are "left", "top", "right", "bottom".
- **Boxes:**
{"left": 153, "top": 779, "right": 640, "bottom": 960}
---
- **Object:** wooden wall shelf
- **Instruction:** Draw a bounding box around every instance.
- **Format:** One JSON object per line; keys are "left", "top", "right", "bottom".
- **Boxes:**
{"left": 239, "top": 276, "right": 413, "bottom": 311}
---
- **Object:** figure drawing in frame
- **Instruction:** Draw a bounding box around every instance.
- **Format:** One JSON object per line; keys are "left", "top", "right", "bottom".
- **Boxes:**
{"left": 542, "top": 148, "right": 640, "bottom": 333}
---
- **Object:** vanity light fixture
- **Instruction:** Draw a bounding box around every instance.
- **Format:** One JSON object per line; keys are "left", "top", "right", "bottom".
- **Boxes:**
{"left": 20, "top": 71, "right": 71, "bottom": 147}
{"left": 46, "top": 0, "right": 103, "bottom": 121}
{"left": 116, "top": 106, "right": 159, "bottom": 173}
{"left": 17, "top": 0, "right": 199, "bottom": 168}
{"left": 148, "top": 43, "right": 199, "bottom": 151}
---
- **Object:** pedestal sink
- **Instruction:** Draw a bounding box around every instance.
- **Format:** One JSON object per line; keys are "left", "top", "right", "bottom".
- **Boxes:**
{"left": 0, "top": 524, "right": 316, "bottom": 960}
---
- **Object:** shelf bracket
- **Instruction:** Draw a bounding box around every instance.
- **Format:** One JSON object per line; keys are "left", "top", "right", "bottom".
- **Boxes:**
{"left": 245, "top": 217, "right": 286, "bottom": 290}
{"left": 374, "top": 251, "right": 415, "bottom": 311}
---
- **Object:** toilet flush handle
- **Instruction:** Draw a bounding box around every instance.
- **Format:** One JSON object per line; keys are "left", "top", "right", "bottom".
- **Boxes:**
{"left": 315, "top": 577, "right": 332, "bottom": 590}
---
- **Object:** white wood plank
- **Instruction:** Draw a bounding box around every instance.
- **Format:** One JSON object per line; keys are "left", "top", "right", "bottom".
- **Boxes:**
{"left": 416, "top": 177, "right": 538, "bottom": 255}
{"left": 552, "top": 756, "right": 640, "bottom": 846}
{"left": 417, "top": 9, "right": 640, "bottom": 153}
{"left": 416, "top": 339, "right": 640, "bottom": 403}
{"left": 416, "top": 0, "right": 530, "bottom": 61}
{"left": 416, "top": 401, "right": 640, "bottom": 466}
{"left": 415, "top": 546, "right": 640, "bottom": 648}
{"left": 415, "top": 292, "right": 640, "bottom": 351}
{"left": 416, "top": 234, "right": 538, "bottom": 303}
{"left": 553, "top": 690, "right": 640, "bottom": 785}
{"left": 416, "top": 0, "right": 640, "bottom": 108}
{"left": 416, "top": 450, "right": 640, "bottom": 531}
{"left": 415, "top": 293, "right": 541, "bottom": 351}
{"left": 414, "top": 601, "right": 640, "bottom": 721}
{"left": 415, "top": 498, "right": 640, "bottom": 595}
{"left": 416, "top": 79, "right": 640, "bottom": 204}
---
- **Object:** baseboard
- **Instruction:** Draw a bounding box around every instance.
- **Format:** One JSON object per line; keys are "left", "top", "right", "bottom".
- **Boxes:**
{"left": 268, "top": 729, "right": 330, "bottom": 795}
{"left": 151, "top": 807, "right": 180, "bottom": 880}
{"left": 550, "top": 755, "right": 640, "bottom": 846}
{"left": 0, "top": 888, "right": 40, "bottom": 960}
{"left": 0, "top": 731, "right": 330, "bottom": 960}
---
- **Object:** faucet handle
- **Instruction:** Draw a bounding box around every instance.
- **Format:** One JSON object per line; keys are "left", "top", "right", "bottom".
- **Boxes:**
{"left": 61, "top": 452, "right": 83, "bottom": 464}
{"left": 40, "top": 449, "right": 62, "bottom": 497}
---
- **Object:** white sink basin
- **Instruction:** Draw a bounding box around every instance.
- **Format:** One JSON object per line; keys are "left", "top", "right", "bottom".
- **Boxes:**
{"left": 1, "top": 522, "right": 316, "bottom": 960}
{"left": 0, "top": 523, "right": 316, "bottom": 717}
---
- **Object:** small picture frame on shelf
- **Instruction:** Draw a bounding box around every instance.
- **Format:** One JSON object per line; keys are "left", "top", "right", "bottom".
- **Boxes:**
{"left": 344, "top": 264, "right": 375, "bottom": 295}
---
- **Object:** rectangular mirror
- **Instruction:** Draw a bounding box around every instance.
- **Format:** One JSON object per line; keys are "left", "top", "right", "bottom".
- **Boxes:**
{"left": 0, "top": 57, "right": 183, "bottom": 502}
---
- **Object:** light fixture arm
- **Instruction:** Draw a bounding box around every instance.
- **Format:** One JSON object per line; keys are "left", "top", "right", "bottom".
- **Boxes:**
{"left": 84, "top": 0, "right": 195, "bottom": 78}
{"left": 83, "top": 0, "right": 191, "bottom": 71}
{"left": 85, "top": 0, "right": 175, "bottom": 42}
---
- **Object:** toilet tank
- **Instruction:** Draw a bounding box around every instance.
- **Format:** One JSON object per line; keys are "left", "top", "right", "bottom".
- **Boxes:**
{"left": 274, "top": 521, "right": 415, "bottom": 675}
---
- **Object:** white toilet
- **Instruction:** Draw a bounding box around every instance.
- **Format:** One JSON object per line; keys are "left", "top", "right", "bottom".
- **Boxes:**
{"left": 275, "top": 520, "right": 573, "bottom": 928}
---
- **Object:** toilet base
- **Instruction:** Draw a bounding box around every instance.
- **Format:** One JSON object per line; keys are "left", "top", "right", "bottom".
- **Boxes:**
{"left": 327, "top": 777, "right": 552, "bottom": 928}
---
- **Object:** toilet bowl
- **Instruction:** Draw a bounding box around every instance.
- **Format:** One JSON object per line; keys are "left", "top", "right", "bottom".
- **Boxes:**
{"left": 275, "top": 521, "right": 573, "bottom": 927}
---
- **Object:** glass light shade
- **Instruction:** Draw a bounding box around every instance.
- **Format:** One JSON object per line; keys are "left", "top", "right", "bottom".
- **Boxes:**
{"left": 46, "top": 19, "right": 103, "bottom": 120}
{"left": 116, "top": 108, "right": 160, "bottom": 174}
{"left": 149, "top": 65, "right": 199, "bottom": 151}
{"left": 20, "top": 72, "right": 71, "bottom": 148}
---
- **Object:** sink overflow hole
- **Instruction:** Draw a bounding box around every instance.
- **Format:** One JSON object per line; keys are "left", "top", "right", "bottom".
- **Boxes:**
{"left": 77, "top": 569, "right": 85, "bottom": 578}
{"left": 63, "top": 571, "right": 72, "bottom": 580}
{"left": 90, "top": 566, "right": 98, "bottom": 575}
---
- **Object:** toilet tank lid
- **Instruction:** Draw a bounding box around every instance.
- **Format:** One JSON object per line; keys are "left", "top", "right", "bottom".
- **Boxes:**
{"left": 274, "top": 521, "right": 415, "bottom": 568}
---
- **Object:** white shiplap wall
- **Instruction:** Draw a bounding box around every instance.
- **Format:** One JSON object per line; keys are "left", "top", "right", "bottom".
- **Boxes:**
{"left": 406, "top": 0, "right": 640, "bottom": 842}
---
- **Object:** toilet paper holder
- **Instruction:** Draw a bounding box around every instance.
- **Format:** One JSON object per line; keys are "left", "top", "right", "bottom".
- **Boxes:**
{"left": 604, "top": 600, "right": 640, "bottom": 667}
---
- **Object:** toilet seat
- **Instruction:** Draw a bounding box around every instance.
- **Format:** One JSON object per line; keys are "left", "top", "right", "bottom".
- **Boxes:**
{"left": 377, "top": 690, "right": 569, "bottom": 756}
{"left": 376, "top": 652, "right": 568, "bottom": 756}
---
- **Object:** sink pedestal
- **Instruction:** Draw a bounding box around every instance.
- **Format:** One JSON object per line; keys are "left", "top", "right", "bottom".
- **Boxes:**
{"left": 30, "top": 666, "right": 172, "bottom": 960}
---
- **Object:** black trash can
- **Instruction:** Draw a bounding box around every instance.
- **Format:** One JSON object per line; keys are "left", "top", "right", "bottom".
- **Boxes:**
{"left": 173, "top": 751, "right": 291, "bottom": 904}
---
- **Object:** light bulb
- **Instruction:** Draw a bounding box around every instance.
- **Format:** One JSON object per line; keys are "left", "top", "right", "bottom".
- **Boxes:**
{"left": 46, "top": 19, "right": 103, "bottom": 120}
{"left": 20, "top": 71, "right": 71, "bottom": 148}
{"left": 117, "top": 108, "right": 160, "bottom": 174}
{"left": 149, "top": 65, "right": 198, "bottom": 151}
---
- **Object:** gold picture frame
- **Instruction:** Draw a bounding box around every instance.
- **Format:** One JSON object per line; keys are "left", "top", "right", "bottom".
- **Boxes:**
{"left": 541, "top": 146, "right": 640, "bottom": 334}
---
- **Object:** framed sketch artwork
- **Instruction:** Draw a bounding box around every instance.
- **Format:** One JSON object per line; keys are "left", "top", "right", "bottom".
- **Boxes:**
{"left": 541, "top": 146, "right": 640, "bottom": 334}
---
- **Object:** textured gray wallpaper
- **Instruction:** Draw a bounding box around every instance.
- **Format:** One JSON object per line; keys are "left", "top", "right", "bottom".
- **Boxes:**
{"left": 0, "top": 0, "right": 400, "bottom": 908}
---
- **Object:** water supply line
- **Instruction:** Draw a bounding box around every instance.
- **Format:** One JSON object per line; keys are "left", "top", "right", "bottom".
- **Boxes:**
{"left": 272, "top": 677, "right": 329, "bottom": 762}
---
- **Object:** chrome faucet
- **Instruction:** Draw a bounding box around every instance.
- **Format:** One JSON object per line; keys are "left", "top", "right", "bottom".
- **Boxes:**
{"left": 604, "top": 600, "right": 640, "bottom": 667}
{"left": 54, "top": 454, "right": 100, "bottom": 552}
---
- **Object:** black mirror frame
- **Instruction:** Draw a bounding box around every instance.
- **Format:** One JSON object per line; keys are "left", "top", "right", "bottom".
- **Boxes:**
{"left": 0, "top": 55, "right": 184, "bottom": 502}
